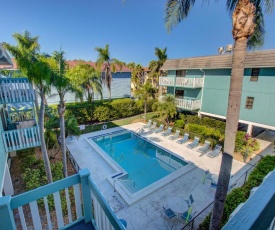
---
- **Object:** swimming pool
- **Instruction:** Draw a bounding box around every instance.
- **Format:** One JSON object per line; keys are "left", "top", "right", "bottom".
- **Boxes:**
{"left": 88, "top": 130, "right": 189, "bottom": 199}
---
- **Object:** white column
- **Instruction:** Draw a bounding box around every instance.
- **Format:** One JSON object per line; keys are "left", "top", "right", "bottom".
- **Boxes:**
{"left": 247, "top": 123, "right": 253, "bottom": 135}
{"left": 3, "top": 163, "right": 14, "bottom": 196}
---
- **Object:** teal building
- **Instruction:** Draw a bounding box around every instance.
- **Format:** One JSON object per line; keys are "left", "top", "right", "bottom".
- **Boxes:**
{"left": 160, "top": 50, "right": 275, "bottom": 134}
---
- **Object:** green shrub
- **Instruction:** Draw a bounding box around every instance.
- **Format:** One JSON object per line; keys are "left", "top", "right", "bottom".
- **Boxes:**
{"left": 174, "top": 119, "right": 185, "bottom": 129}
{"left": 110, "top": 98, "right": 139, "bottom": 118}
{"left": 200, "top": 155, "right": 275, "bottom": 229}
{"left": 93, "top": 105, "right": 111, "bottom": 122}
{"left": 235, "top": 131, "right": 246, "bottom": 152}
{"left": 45, "top": 131, "right": 58, "bottom": 149}
{"left": 186, "top": 115, "right": 201, "bottom": 125}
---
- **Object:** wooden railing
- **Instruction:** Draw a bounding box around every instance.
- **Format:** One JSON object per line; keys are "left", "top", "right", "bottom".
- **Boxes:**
{"left": 0, "top": 169, "right": 125, "bottom": 230}
{"left": 0, "top": 78, "right": 35, "bottom": 104}
{"left": 175, "top": 99, "right": 201, "bottom": 110}
{"left": 159, "top": 77, "right": 204, "bottom": 88}
{"left": 2, "top": 126, "right": 41, "bottom": 152}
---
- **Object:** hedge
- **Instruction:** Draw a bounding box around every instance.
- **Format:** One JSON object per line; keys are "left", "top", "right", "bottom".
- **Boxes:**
{"left": 64, "top": 98, "right": 156, "bottom": 124}
{"left": 198, "top": 155, "right": 275, "bottom": 229}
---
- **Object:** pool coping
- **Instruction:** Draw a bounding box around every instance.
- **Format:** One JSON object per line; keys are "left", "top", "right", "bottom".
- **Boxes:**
{"left": 85, "top": 127, "right": 196, "bottom": 205}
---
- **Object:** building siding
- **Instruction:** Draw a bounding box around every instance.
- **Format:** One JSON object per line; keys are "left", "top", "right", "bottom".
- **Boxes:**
{"left": 46, "top": 72, "right": 131, "bottom": 104}
{"left": 201, "top": 68, "right": 275, "bottom": 127}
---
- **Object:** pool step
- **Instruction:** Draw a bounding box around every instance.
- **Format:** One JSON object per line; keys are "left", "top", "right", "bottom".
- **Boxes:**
{"left": 120, "top": 180, "right": 140, "bottom": 194}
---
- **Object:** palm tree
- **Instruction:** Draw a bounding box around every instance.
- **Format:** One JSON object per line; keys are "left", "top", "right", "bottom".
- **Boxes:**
{"left": 135, "top": 82, "right": 157, "bottom": 119}
{"left": 67, "top": 62, "right": 102, "bottom": 102}
{"left": 95, "top": 44, "right": 123, "bottom": 100}
{"left": 165, "top": 0, "right": 272, "bottom": 228}
{"left": 153, "top": 94, "right": 177, "bottom": 125}
{"left": 148, "top": 47, "right": 168, "bottom": 87}
{"left": 128, "top": 62, "right": 145, "bottom": 91}
{"left": 4, "top": 32, "right": 53, "bottom": 183}
{"left": 49, "top": 50, "right": 73, "bottom": 177}
{"left": 3, "top": 31, "right": 40, "bottom": 118}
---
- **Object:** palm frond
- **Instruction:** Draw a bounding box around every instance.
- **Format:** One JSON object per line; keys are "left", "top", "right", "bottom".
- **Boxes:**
{"left": 165, "top": 0, "right": 196, "bottom": 32}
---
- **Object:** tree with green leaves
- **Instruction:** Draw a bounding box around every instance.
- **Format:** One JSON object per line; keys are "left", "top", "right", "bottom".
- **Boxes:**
{"left": 48, "top": 50, "right": 74, "bottom": 177}
{"left": 148, "top": 47, "right": 167, "bottom": 87}
{"left": 95, "top": 44, "right": 123, "bottom": 100}
{"left": 153, "top": 94, "right": 177, "bottom": 125}
{"left": 128, "top": 62, "right": 145, "bottom": 91}
{"left": 164, "top": 0, "right": 273, "bottom": 228}
{"left": 4, "top": 31, "right": 53, "bottom": 183}
{"left": 67, "top": 62, "right": 102, "bottom": 102}
{"left": 135, "top": 82, "right": 157, "bottom": 119}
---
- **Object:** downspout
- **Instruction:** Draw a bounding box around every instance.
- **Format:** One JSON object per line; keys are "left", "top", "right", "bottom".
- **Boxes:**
{"left": 199, "top": 69, "right": 205, "bottom": 117}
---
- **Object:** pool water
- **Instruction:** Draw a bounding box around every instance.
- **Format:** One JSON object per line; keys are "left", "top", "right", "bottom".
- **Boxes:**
{"left": 91, "top": 131, "right": 187, "bottom": 193}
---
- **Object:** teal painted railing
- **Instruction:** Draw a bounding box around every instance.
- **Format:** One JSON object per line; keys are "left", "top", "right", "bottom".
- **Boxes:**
{"left": 0, "top": 78, "right": 35, "bottom": 104}
{"left": 2, "top": 126, "right": 41, "bottom": 152}
{"left": 159, "top": 77, "right": 204, "bottom": 88}
{"left": 0, "top": 169, "right": 125, "bottom": 230}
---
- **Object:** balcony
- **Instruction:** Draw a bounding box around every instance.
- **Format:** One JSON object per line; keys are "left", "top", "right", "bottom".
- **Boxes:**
{"left": 159, "top": 77, "right": 204, "bottom": 88}
{"left": 2, "top": 126, "right": 41, "bottom": 152}
{"left": 0, "top": 78, "right": 35, "bottom": 104}
{"left": 0, "top": 169, "right": 125, "bottom": 230}
{"left": 175, "top": 98, "right": 201, "bottom": 111}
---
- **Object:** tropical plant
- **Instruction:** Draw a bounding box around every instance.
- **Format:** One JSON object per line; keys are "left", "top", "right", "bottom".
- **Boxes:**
{"left": 134, "top": 82, "right": 157, "bottom": 119}
{"left": 153, "top": 94, "right": 177, "bottom": 125}
{"left": 4, "top": 32, "right": 53, "bottom": 183}
{"left": 95, "top": 44, "right": 123, "bottom": 100}
{"left": 164, "top": 0, "right": 273, "bottom": 228}
{"left": 48, "top": 50, "right": 74, "bottom": 177}
{"left": 67, "top": 62, "right": 102, "bottom": 103}
{"left": 128, "top": 62, "right": 145, "bottom": 91}
{"left": 148, "top": 47, "right": 167, "bottom": 87}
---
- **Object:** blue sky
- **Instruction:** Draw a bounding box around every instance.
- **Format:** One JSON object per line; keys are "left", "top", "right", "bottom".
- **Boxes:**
{"left": 1, "top": 0, "right": 275, "bottom": 66}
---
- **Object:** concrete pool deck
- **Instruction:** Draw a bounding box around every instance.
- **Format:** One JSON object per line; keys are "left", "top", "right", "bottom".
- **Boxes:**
{"left": 66, "top": 122, "right": 274, "bottom": 230}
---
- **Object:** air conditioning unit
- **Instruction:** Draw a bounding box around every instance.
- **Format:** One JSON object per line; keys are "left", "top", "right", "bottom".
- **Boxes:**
{"left": 218, "top": 47, "right": 224, "bottom": 54}
{"left": 226, "top": 44, "right": 233, "bottom": 53}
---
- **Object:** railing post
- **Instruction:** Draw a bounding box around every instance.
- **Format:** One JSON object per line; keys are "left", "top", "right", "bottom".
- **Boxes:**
{"left": 79, "top": 168, "right": 92, "bottom": 223}
{"left": 0, "top": 195, "right": 16, "bottom": 229}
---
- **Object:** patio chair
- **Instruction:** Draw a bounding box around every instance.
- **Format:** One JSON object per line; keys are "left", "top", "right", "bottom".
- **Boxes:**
{"left": 163, "top": 206, "right": 176, "bottom": 219}
{"left": 143, "top": 119, "right": 152, "bottom": 128}
{"left": 181, "top": 207, "right": 196, "bottom": 224}
{"left": 168, "top": 130, "right": 180, "bottom": 140}
{"left": 161, "top": 127, "right": 172, "bottom": 136}
{"left": 187, "top": 137, "right": 200, "bottom": 149}
{"left": 185, "top": 194, "right": 194, "bottom": 207}
{"left": 176, "top": 133, "right": 189, "bottom": 144}
{"left": 154, "top": 124, "right": 164, "bottom": 133}
{"left": 197, "top": 140, "right": 211, "bottom": 154}
{"left": 149, "top": 122, "right": 157, "bottom": 130}
{"left": 206, "top": 144, "right": 222, "bottom": 158}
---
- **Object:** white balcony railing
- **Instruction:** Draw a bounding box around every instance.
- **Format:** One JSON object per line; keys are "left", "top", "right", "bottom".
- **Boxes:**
{"left": 2, "top": 126, "right": 41, "bottom": 152}
{"left": 0, "top": 78, "right": 35, "bottom": 104}
{"left": 175, "top": 77, "right": 204, "bottom": 88}
{"left": 0, "top": 169, "right": 125, "bottom": 230}
{"left": 175, "top": 99, "right": 201, "bottom": 110}
{"left": 159, "top": 77, "right": 204, "bottom": 88}
{"left": 159, "top": 96, "right": 201, "bottom": 111}
{"left": 159, "top": 77, "right": 175, "bottom": 86}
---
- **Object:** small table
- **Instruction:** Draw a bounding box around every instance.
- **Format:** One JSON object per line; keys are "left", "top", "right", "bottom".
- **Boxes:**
{"left": 167, "top": 197, "right": 188, "bottom": 214}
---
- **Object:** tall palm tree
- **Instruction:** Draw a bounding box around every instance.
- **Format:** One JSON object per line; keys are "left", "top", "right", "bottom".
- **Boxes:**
{"left": 165, "top": 0, "right": 272, "bottom": 228}
{"left": 149, "top": 47, "right": 168, "bottom": 87}
{"left": 67, "top": 62, "right": 102, "bottom": 102}
{"left": 128, "top": 62, "right": 145, "bottom": 91}
{"left": 135, "top": 82, "right": 157, "bottom": 119}
{"left": 4, "top": 32, "right": 53, "bottom": 183}
{"left": 95, "top": 44, "right": 123, "bottom": 100}
{"left": 49, "top": 50, "right": 73, "bottom": 177}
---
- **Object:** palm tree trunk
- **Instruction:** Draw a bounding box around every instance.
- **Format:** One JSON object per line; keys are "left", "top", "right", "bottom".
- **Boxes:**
{"left": 210, "top": 38, "right": 248, "bottom": 229}
{"left": 32, "top": 83, "right": 40, "bottom": 119}
{"left": 39, "top": 91, "right": 53, "bottom": 183}
{"left": 58, "top": 98, "right": 67, "bottom": 177}
{"left": 144, "top": 100, "right": 147, "bottom": 120}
